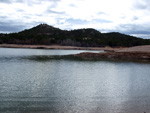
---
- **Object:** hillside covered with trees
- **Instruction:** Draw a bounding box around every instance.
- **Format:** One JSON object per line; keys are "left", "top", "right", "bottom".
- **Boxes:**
{"left": 0, "top": 24, "right": 150, "bottom": 47}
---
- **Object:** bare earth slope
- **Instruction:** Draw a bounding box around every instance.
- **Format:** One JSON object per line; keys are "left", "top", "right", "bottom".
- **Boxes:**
{"left": 115, "top": 45, "right": 150, "bottom": 53}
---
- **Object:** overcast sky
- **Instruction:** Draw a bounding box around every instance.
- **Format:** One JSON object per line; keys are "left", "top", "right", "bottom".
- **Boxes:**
{"left": 0, "top": 0, "right": 150, "bottom": 39}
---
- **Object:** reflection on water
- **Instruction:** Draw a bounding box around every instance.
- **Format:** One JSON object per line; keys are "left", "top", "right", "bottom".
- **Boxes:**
{"left": 0, "top": 48, "right": 150, "bottom": 113}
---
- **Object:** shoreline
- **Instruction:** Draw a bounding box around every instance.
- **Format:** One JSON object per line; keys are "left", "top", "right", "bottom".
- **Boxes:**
{"left": 0, "top": 44, "right": 119, "bottom": 51}
{"left": 72, "top": 45, "right": 150, "bottom": 62}
{"left": 72, "top": 52, "right": 150, "bottom": 62}
{"left": 0, "top": 44, "right": 150, "bottom": 52}
{"left": 0, "top": 44, "right": 150, "bottom": 62}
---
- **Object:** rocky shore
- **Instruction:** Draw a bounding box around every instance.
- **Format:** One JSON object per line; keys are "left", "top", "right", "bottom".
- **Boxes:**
{"left": 72, "top": 45, "right": 150, "bottom": 62}
{"left": 73, "top": 52, "right": 150, "bottom": 61}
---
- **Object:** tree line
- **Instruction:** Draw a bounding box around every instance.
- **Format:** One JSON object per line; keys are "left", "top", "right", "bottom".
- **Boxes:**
{"left": 0, "top": 24, "right": 150, "bottom": 47}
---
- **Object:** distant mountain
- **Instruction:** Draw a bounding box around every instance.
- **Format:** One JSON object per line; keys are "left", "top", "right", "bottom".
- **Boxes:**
{"left": 19, "top": 24, "right": 62, "bottom": 35}
{"left": 0, "top": 24, "right": 150, "bottom": 47}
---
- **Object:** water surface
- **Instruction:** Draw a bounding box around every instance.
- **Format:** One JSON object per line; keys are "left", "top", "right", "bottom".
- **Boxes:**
{"left": 0, "top": 48, "right": 150, "bottom": 113}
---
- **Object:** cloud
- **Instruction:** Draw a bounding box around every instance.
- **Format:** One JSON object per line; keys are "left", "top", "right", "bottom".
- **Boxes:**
{"left": 117, "top": 23, "right": 150, "bottom": 34}
{"left": 62, "top": 18, "right": 112, "bottom": 29}
{"left": 0, "top": 0, "right": 60, "bottom": 4}
{"left": 133, "top": 0, "right": 150, "bottom": 10}
{"left": 93, "top": 19, "right": 112, "bottom": 23}
{"left": 65, "top": 18, "right": 89, "bottom": 25}
{"left": 0, "top": 21, "right": 26, "bottom": 33}
{"left": 132, "top": 34, "right": 150, "bottom": 39}
{"left": 0, "top": 0, "right": 61, "bottom": 27}
{"left": 46, "top": 9, "right": 65, "bottom": 15}
{"left": 109, "top": 23, "right": 150, "bottom": 39}
{"left": 0, "top": 0, "right": 11, "bottom": 3}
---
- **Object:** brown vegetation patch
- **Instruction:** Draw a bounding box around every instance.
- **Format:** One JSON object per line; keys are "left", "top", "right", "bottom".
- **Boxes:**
{"left": 74, "top": 52, "right": 150, "bottom": 61}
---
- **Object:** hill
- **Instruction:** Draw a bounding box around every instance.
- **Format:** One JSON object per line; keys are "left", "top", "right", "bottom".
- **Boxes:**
{"left": 0, "top": 24, "right": 150, "bottom": 47}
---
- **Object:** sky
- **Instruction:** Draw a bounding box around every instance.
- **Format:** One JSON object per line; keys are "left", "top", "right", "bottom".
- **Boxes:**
{"left": 0, "top": 0, "right": 150, "bottom": 39}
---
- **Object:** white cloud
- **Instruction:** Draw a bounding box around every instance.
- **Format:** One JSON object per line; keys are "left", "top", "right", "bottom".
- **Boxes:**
{"left": 131, "top": 34, "right": 150, "bottom": 39}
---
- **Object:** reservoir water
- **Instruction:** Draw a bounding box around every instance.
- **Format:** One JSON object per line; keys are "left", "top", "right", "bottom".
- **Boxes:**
{"left": 0, "top": 48, "right": 150, "bottom": 113}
